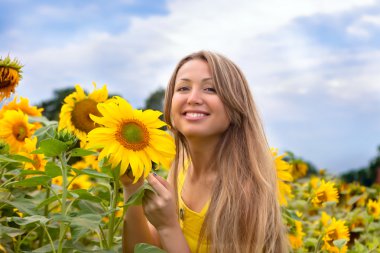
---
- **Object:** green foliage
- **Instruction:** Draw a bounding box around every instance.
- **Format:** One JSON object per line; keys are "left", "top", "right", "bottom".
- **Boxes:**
{"left": 143, "top": 88, "right": 165, "bottom": 112}
{"left": 134, "top": 243, "right": 167, "bottom": 253}
{"left": 341, "top": 146, "right": 380, "bottom": 186}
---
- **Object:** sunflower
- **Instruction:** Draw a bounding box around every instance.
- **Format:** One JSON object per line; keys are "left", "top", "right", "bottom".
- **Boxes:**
{"left": 367, "top": 199, "right": 380, "bottom": 219}
{"left": 272, "top": 148, "right": 293, "bottom": 206}
{"left": 59, "top": 83, "right": 108, "bottom": 142}
{"left": 312, "top": 180, "right": 339, "bottom": 207}
{"left": 291, "top": 161, "right": 308, "bottom": 180}
{"left": 18, "top": 137, "right": 47, "bottom": 171}
{"left": 322, "top": 218, "right": 350, "bottom": 253}
{"left": 87, "top": 96, "right": 175, "bottom": 183}
{"left": 0, "top": 56, "right": 23, "bottom": 101}
{"left": 288, "top": 220, "right": 305, "bottom": 249}
{"left": 0, "top": 96, "right": 43, "bottom": 118}
{"left": 0, "top": 110, "right": 35, "bottom": 153}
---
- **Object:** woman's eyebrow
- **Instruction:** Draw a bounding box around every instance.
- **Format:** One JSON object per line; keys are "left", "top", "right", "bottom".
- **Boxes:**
{"left": 176, "top": 77, "right": 213, "bottom": 82}
{"left": 201, "top": 77, "right": 213, "bottom": 82}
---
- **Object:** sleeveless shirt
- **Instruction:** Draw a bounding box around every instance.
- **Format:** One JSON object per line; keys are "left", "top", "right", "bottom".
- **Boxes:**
{"left": 177, "top": 165, "right": 210, "bottom": 253}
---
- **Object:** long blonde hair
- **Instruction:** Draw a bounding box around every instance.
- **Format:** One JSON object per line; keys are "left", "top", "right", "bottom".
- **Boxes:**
{"left": 164, "top": 51, "right": 289, "bottom": 253}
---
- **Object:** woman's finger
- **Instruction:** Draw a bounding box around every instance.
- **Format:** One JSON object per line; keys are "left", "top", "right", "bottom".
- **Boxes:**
{"left": 146, "top": 173, "right": 168, "bottom": 196}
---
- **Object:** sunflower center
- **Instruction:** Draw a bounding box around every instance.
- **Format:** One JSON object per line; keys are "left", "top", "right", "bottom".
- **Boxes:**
{"left": 117, "top": 120, "right": 150, "bottom": 151}
{"left": 12, "top": 123, "right": 28, "bottom": 141}
{"left": 0, "top": 67, "right": 18, "bottom": 88}
{"left": 327, "top": 229, "right": 339, "bottom": 246}
{"left": 0, "top": 80, "right": 10, "bottom": 88}
{"left": 71, "top": 99, "right": 102, "bottom": 133}
{"left": 316, "top": 191, "right": 327, "bottom": 202}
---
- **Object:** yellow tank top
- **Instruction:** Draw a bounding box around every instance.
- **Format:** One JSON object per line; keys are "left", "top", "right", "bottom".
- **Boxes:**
{"left": 177, "top": 165, "right": 210, "bottom": 253}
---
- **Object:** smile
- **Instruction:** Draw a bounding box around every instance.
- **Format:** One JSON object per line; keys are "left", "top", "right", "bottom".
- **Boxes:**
{"left": 183, "top": 111, "right": 209, "bottom": 120}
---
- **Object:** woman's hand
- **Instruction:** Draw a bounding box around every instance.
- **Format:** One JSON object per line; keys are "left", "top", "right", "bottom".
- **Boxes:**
{"left": 143, "top": 173, "right": 178, "bottom": 232}
{"left": 120, "top": 168, "right": 144, "bottom": 196}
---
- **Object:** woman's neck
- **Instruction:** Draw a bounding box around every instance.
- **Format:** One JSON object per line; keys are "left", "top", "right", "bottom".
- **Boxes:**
{"left": 186, "top": 136, "right": 219, "bottom": 180}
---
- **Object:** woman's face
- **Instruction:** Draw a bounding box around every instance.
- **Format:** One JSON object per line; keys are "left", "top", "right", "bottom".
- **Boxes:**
{"left": 171, "top": 59, "right": 230, "bottom": 140}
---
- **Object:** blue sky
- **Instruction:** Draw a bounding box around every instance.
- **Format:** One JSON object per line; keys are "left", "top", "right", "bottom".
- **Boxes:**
{"left": 1, "top": 0, "right": 380, "bottom": 174}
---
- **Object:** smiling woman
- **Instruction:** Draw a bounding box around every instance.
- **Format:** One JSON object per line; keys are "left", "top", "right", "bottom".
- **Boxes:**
{"left": 121, "top": 51, "right": 289, "bottom": 253}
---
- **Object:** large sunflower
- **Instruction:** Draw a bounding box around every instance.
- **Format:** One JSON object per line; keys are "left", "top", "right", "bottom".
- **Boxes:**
{"left": 0, "top": 96, "right": 43, "bottom": 118}
{"left": 59, "top": 83, "right": 108, "bottom": 142}
{"left": 312, "top": 180, "right": 339, "bottom": 207}
{"left": 322, "top": 218, "right": 350, "bottom": 253}
{"left": 87, "top": 96, "right": 175, "bottom": 182}
{"left": 0, "top": 56, "right": 23, "bottom": 101}
{"left": 0, "top": 110, "right": 35, "bottom": 153}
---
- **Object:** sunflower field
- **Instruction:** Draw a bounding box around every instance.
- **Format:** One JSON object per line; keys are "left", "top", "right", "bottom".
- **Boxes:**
{"left": 0, "top": 56, "right": 380, "bottom": 253}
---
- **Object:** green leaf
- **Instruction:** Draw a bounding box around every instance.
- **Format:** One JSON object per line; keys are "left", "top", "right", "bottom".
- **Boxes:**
{"left": 31, "top": 240, "right": 60, "bottom": 252}
{"left": 33, "top": 123, "right": 57, "bottom": 142}
{"left": 1, "top": 198, "right": 38, "bottom": 215}
{"left": 0, "top": 224, "right": 25, "bottom": 237}
{"left": 11, "top": 215, "right": 51, "bottom": 226}
{"left": 0, "top": 154, "right": 23, "bottom": 163}
{"left": 304, "top": 238, "right": 318, "bottom": 247}
{"left": 32, "top": 138, "right": 68, "bottom": 157}
{"left": 72, "top": 167, "right": 112, "bottom": 179}
{"left": 45, "top": 161, "right": 62, "bottom": 177}
{"left": 69, "top": 189, "right": 102, "bottom": 203}
{"left": 72, "top": 213, "right": 102, "bottom": 230}
{"left": 20, "top": 169, "right": 45, "bottom": 176}
{"left": 70, "top": 148, "right": 97, "bottom": 157}
{"left": 134, "top": 243, "right": 167, "bottom": 253}
{"left": 11, "top": 176, "right": 51, "bottom": 187}
{"left": 37, "top": 194, "right": 61, "bottom": 209}
{"left": 125, "top": 182, "right": 155, "bottom": 208}
{"left": 333, "top": 239, "right": 347, "bottom": 249}
{"left": 0, "top": 188, "right": 11, "bottom": 199}
{"left": 8, "top": 154, "right": 34, "bottom": 163}
{"left": 70, "top": 213, "right": 102, "bottom": 241}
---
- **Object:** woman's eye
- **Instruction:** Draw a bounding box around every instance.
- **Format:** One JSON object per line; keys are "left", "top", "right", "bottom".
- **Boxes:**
{"left": 204, "top": 87, "right": 216, "bottom": 93}
{"left": 176, "top": 86, "right": 189, "bottom": 92}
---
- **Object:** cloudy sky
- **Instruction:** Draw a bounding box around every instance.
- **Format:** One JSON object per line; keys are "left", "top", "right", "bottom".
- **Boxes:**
{"left": 1, "top": 0, "right": 380, "bottom": 174}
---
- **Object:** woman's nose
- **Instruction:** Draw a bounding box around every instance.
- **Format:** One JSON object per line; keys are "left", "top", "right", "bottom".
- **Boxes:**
{"left": 187, "top": 88, "right": 203, "bottom": 105}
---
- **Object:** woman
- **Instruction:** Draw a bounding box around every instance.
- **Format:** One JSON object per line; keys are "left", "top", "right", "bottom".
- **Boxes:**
{"left": 121, "top": 51, "right": 289, "bottom": 253}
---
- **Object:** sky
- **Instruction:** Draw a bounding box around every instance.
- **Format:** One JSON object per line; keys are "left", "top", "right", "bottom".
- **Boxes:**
{"left": 1, "top": 0, "right": 380, "bottom": 174}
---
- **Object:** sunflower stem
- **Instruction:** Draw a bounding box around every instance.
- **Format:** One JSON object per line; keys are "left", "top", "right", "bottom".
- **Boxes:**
{"left": 313, "top": 232, "right": 324, "bottom": 253}
{"left": 38, "top": 185, "right": 51, "bottom": 247}
{"left": 107, "top": 166, "right": 120, "bottom": 249}
{"left": 57, "top": 154, "right": 69, "bottom": 253}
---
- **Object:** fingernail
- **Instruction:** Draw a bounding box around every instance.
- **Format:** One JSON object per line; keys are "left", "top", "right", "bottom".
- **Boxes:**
{"left": 153, "top": 172, "right": 157, "bottom": 177}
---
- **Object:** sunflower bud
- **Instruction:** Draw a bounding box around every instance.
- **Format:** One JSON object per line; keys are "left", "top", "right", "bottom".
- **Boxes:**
{"left": 0, "top": 55, "right": 23, "bottom": 101}
{"left": 55, "top": 129, "right": 78, "bottom": 150}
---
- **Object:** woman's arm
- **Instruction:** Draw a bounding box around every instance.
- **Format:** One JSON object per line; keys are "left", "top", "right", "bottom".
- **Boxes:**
{"left": 144, "top": 173, "right": 191, "bottom": 253}
{"left": 121, "top": 175, "right": 160, "bottom": 253}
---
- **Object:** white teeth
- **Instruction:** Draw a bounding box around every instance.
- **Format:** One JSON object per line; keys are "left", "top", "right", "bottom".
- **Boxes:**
{"left": 186, "top": 112, "right": 206, "bottom": 118}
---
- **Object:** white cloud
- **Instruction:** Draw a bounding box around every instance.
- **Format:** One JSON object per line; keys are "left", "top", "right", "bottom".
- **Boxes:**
{"left": 347, "top": 14, "right": 380, "bottom": 38}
